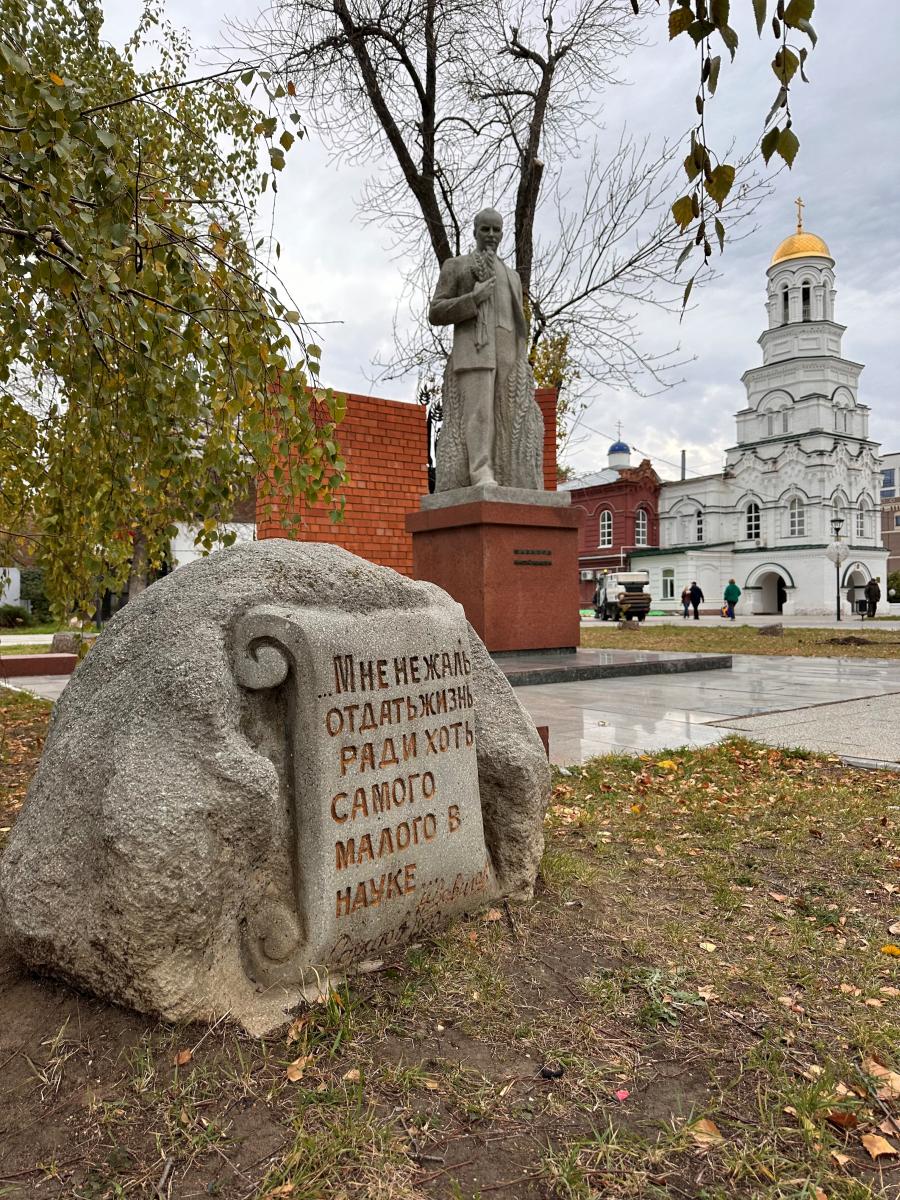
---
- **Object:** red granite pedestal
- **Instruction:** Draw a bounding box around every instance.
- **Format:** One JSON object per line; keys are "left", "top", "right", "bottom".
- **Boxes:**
{"left": 405, "top": 500, "right": 583, "bottom": 653}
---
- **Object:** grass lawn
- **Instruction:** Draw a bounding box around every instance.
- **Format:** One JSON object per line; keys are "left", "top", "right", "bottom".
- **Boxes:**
{"left": 583, "top": 622, "right": 900, "bottom": 660}
{"left": 0, "top": 690, "right": 898, "bottom": 1198}
{"left": 0, "top": 643, "right": 56, "bottom": 657}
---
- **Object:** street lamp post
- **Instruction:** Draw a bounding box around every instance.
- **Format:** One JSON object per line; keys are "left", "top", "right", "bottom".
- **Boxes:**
{"left": 826, "top": 517, "right": 847, "bottom": 622}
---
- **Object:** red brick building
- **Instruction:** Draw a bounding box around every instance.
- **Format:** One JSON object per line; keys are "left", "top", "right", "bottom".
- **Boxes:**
{"left": 258, "top": 388, "right": 559, "bottom": 575}
{"left": 881, "top": 452, "right": 900, "bottom": 581}
{"left": 560, "top": 441, "right": 662, "bottom": 605}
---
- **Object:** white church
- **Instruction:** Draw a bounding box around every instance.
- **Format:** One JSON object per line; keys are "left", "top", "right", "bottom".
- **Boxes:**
{"left": 634, "top": 207, "right": 888, "bottom": 615}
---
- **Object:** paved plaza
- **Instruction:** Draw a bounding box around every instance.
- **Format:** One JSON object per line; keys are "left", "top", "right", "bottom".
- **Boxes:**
{"left": 516, "top": 653, "right": 900, "bottom": 768}
{"left": 5, "top": 648, "right": 900, "bottom": 770}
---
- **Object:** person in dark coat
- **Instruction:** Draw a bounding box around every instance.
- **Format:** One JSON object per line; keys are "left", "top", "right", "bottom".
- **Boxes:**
{"left": 689, "top": 581, "right": 704, "bottom": 620}
{"left": 865, "top": 577, "right": 881, "bottom": 618}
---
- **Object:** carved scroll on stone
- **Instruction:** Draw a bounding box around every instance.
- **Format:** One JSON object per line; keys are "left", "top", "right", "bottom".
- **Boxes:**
{"left": 231, "top": 603, "right": 498, "bottom": 989}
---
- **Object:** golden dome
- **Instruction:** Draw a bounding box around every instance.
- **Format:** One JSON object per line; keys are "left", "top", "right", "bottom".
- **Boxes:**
{"left": 771, "top": 230, "right": 831, "bottom": 265}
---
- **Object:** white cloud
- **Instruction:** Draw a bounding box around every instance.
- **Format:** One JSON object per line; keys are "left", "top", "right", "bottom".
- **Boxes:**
{"left": 102, "top": 0, "right": 900, "bottom": 456}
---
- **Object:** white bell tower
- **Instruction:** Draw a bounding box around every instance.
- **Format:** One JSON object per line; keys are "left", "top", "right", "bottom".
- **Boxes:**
{"left": 761, "top": 197, "right": 841, "bottom": 362}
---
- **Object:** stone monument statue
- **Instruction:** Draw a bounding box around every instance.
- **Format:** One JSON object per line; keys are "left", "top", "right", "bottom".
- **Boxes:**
{"left": 429, "top": 208, "right": 545, "bottom": 492}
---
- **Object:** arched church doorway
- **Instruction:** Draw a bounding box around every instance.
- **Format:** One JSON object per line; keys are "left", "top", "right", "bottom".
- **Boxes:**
{"left": 843, "top": 565, "right": 870, "bottom": 617}
{"left": 745, "top": 564, "right": 793, "bottom": 614}
{"left": 758, "top": 571, "right": 787, "bottom": 614}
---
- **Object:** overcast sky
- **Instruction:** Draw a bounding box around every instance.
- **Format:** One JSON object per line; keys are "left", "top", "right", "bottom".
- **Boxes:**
{"left": 105, "top": 1, "right": 900, "bottom": 482}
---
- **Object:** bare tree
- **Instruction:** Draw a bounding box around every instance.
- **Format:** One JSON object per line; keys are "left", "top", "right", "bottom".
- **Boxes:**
{"left": 232, "top": 0, "right": 765, "bottom": 392}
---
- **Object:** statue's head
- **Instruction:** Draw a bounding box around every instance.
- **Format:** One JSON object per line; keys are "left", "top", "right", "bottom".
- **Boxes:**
{"left": 473, "top": 208, "right": 503, "bottom": 253}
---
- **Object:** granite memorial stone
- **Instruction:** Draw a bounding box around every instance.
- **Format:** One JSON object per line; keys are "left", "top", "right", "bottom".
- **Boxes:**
{"left": 0, "top": 541, "right": 549, "bottom": 1033}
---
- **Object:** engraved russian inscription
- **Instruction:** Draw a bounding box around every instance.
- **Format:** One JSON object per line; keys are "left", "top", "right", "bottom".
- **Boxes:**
{"left": 231, "top": 602, "right": 497, "bottom": 986}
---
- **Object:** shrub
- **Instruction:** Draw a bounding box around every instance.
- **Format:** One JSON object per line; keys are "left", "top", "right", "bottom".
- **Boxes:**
{"left": 19, "top": 568, "right": 52, "bottom": 623}
{"left": 0, "top": 604, "right": 31, "bottom": 628}
{"left": 888, "top": 570, "right": 900, "bottom": 602}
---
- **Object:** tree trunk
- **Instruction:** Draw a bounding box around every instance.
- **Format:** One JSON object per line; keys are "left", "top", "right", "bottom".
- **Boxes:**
{"left": 127, "top": 528, "right": 149, "bottom": 602}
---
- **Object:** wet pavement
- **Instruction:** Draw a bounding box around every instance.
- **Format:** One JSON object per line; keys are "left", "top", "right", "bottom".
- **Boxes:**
{"left": 4, "top": 652, "right": 900, "bottom": 770}
{"left": 514, "top": 654, "right": 900, "bottom": 767}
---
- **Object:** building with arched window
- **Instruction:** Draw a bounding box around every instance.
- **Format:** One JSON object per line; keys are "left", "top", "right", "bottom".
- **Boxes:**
{"left": 561, "top": 439, "right": 661, "bottom": 604}
{"left": 632, "top": 211, "right": 887, "bottom": 614}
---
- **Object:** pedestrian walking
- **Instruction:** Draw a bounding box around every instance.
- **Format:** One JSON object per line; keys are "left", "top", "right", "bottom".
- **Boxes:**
{"left": 864, "top": 577, "right": 881, "bottom": 619}
{"left": 681, "top": 585, "right": 691, "bottom": 619}
{"left": 689, "top": 581, "right": 704, "bottom": 621}
{"left": 723, "top": 578, "right": 741, "bottom": 621}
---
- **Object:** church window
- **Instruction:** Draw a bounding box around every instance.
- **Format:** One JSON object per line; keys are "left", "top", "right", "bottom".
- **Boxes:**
{"left": 782, "top": 411, "right": 790, "bottom": 433}
{"left": 856, "top": 502, "right": 867, "bottom": 539}
{"left": 767, "top": 414, "right": 774, "bottom": 436}
{"left": 599, "top": 509, "right": 612, "bottom": 547}
{"left": 746, "top": 502, "right": 761, "bottom": 540}
{"left": 801, "top": 283, "right": 811, "bottom": 321}
{"left": 788, "top": 498, "right": 805, "bottom": 537}
{"left": 696, "top": 511, "right": 704, "bottom": 542}
{"left": 662, "top": 569, "right": 675, "bottom": 600}
{"left": 781, "top": 286, "right": 789, "bottom": 324}
{"left": 634, "top": 508, "right": 648, "bottom": 546}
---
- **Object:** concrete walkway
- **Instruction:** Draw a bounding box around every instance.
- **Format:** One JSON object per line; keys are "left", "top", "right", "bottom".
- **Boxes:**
{"left": 5, "top": 653, "right": 900, "bottom": 770}
{"left": 515, "top": 654, "right": 900, "bottom": 768}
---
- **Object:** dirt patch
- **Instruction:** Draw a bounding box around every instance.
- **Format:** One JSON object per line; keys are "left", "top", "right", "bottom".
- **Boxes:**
{"left": 1, "top": 698, "right": 899, "bottom": 1198}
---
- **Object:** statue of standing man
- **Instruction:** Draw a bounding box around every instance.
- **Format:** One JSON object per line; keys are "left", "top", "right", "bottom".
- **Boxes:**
{"left": 428, "top": 208, "right": 544, "bottom": 493}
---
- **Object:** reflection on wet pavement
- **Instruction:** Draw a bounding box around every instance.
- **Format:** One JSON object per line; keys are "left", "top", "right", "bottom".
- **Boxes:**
{"left": 516, "top": 654, "right": 900, "bottom": 767}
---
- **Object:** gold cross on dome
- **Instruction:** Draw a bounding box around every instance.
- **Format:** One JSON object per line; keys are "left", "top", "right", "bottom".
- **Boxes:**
{"left": 795, "top": 195, "right": 805, "bottom": 233}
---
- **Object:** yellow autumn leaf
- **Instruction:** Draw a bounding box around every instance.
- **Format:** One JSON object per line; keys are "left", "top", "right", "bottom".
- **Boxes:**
{"left": 861, "top": 1133, "right": 898, "bottom": 1159}
{"left": 49, "top": 72, "right": 65, "bottom": 86}
{"left": 285, "top": 1054, "right": 312, "bottom": 1082}
{"left": 286, "top": 1014, "right": 311, "bottom": 1043}
{"left": 657, "top": 759, "right": 678, "bottom": 770}
{"left": 862, "top": 1058, "right": 900, "bottom": 1100}
{"left": 688, "top": 1117, "right": 724, "bottom": 1146}
{"left": 421, "top": 1077, "right": 440, "bottom": 1091}
{"left": 880, "top": 944, "right": 900, "bottom": 956}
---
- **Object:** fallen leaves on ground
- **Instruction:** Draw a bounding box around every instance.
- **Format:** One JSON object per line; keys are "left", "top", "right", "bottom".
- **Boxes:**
{"left": 688, "top": 1117, "right": 724, "bottom": 1147}
{"left": 860, "top": 1133, "right": 899, "bottom": 1159}
{"left": 285, "top": 1055, "right": 312, "bottom": 1082}
{"left": 861, "top": 1058, "right": 900, "bottom": 1100}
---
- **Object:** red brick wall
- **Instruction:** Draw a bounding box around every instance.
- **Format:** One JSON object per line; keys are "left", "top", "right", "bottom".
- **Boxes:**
{"left": 259, "top": 387, "right": 558, "bottom": 576}
{"left": 536, "top": 388, "right": 558, "bottom": 491}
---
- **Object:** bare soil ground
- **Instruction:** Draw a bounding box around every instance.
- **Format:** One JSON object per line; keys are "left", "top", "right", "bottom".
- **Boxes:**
{"left": 1, "top": 689, "right": 899, "bottom": 1199}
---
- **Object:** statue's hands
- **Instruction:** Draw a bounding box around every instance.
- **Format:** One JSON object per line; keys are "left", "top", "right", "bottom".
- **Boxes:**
{"left": 472, "top": 276, "right": 495, "bottom": 305}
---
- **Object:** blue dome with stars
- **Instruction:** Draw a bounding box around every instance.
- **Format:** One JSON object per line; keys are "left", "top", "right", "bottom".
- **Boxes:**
{"left": 608, "top": 440, "right": 629, "bottom": 454}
